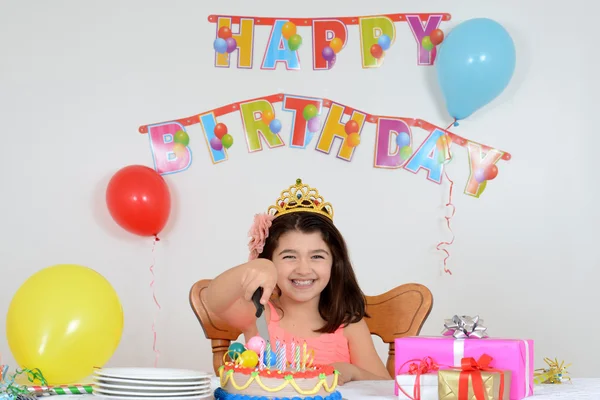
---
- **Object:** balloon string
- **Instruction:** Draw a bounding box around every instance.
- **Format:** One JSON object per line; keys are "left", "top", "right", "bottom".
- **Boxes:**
{"left": 150, "top": 235, "right": 161, "bottom": 367}
{"left": 437, "top": 121, "right": 456, "bottom": 275}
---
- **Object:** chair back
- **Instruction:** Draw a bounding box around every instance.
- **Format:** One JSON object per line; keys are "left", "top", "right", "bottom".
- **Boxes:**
{"left": 364, "top": 283, "right": 433, "bottom": 377}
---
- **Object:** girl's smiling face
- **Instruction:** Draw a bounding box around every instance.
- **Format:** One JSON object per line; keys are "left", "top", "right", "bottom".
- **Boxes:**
{"left": 272, "top": 230, "right": 333, "bottom": 304}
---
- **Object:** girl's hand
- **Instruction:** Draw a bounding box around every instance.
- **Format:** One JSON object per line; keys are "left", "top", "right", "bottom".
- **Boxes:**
{"left": 241, "top": 259, "right": 278, "bottom": 305}
{"left": 330, "top": 362, "right": 358, "bottom": 385}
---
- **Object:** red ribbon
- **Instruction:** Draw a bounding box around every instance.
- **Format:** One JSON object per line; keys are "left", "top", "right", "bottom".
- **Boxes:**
{"left": 436, "top": 120, "right": 457, "bottom": 275}
{"left": 396, "top": 354, "right": 505, "bottom": 400}
{"left": 457, "top": 354, "right": 505, "bottom": 400}
{"left": 396, "top": 357, "right": 440, "bottom": 400}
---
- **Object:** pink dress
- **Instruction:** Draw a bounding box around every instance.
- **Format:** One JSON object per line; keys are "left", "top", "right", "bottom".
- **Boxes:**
{"left": 267, "top": 302, "right": 351, "bottom": 365}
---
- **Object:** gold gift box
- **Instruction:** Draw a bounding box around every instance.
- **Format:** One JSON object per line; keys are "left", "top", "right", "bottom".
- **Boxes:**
{"left": 438, "top": 369, "right": 511, "bottom": 400}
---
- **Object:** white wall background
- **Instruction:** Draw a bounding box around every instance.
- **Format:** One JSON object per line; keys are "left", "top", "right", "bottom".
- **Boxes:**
{"left": 1, "top": 0, "right": 598, "bottom": 378}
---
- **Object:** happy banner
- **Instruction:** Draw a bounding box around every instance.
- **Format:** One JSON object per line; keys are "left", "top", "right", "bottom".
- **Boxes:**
{"left": 138, "top": 93, "right": 510, "bottom": 198}
{"left": 209, "top": 12, "right": 451, "bottom": 69}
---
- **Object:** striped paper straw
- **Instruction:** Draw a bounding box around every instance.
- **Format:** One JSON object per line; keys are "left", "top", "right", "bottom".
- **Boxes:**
{"left": 28, "top": 385, "right": 93, "bottom": 395}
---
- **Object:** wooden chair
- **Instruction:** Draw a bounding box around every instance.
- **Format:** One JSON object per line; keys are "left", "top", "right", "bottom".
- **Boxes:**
{"left": 189, "top": 280, "right": 433, "bottom": 377}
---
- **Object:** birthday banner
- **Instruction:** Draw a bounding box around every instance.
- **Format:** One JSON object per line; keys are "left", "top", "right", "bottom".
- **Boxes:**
{"left": 209, "top": 12, "right": 451, "bottom": 69}
{"left": 138, "top": 94, "right": 511, "bottom": 198}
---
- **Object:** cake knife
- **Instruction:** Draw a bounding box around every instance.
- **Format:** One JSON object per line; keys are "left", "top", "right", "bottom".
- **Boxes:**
{"left": 251, "top": 287, "right": 272, "bottom": 346}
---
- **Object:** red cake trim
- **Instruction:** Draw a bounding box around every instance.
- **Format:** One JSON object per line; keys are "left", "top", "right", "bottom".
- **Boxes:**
{"left": 222, "top": 363, "right": 335, "bottom": 379}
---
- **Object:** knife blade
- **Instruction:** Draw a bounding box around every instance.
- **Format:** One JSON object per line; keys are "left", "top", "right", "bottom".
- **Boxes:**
{"left": 251, "top": 287, "right": 272, "bottom": 346}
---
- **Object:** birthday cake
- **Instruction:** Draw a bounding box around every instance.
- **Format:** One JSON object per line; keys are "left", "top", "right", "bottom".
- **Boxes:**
{"left": 214, "top": 362, "right": 341, "bottom": 400}
{"left": 214, "top": 338, "right": 340, "bottom": 400}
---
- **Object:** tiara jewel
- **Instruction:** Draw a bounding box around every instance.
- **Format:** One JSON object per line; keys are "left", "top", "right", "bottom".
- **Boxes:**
{"left": 267, "top": 178, "right": 334, "bottom": 220}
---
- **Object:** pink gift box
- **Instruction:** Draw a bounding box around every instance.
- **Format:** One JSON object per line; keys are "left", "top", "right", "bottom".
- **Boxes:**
{"left": 394, "top": 336, "right": 534, "bottom": 399}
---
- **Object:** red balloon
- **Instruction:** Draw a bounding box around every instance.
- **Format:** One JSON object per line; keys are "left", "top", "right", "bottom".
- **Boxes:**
{"left": 218, "top": 26, "right": 232, "bottom": 39}
{"left": 344, "top": 120, "right": 359, "bottom": 134}
{"left": 370, "top": 44, "right": 383, "bottom": 59}
{"left": 214, "top": 123, "right": 228, "bottom": 139}
{"left": 484, "top": 164, "right": 499, "bottom": 180}
{"left": 430, "top": 29, "right": 444, "bottom": 46}
{"left": 106, "top": 165, "right": 171, "bottom": 237}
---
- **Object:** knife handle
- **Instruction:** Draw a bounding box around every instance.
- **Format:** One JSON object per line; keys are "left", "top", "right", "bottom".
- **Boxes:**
{"left": 251, "top": 287, "right": 265, "bottom": 318}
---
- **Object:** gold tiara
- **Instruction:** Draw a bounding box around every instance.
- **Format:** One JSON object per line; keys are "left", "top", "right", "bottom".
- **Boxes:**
{"left": 267, "top": 178, "right": 334, "bottom": 220}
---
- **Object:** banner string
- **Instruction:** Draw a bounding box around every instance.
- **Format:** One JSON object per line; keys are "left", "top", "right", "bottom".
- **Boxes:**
{"left": 437, "top": 120, "right": 457, "bottom": 275}
{"left": 150, "top": 235, "right": 161, "bottom": 367}
{"left": 207, "top": 13, "right": 451, "bottom": 26}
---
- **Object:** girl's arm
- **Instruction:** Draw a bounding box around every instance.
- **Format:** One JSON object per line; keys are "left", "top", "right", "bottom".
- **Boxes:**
{"left": 204, "top": 259, "right": 278, "bottom": 331}
{"left": 343, "top": 319, "right": 392, "bottom": 381}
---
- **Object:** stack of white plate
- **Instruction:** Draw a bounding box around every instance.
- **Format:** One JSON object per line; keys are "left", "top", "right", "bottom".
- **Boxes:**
{"left": 93, "top": 368, "right": 213, "bottom": 400}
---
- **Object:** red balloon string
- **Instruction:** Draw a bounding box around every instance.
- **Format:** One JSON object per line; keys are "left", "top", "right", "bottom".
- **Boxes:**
{"left": 150, "top": 235, "right": 161, "bottom": 367}
{"left": 437, "top": 121, "right": 456, "bottom": 275}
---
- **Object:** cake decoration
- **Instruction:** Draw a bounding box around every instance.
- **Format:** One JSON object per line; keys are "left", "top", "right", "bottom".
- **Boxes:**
{"left": 217, "top": 339, "right": 340, "bottom": 400}
{"left": 239, "top": 350, "right": 259, "bottom": 369}
{"left": 228, "top": 342, "right": 246, "bottom": 360}
{"left": 247, "top": 336, "right": 266, "bottom": 354}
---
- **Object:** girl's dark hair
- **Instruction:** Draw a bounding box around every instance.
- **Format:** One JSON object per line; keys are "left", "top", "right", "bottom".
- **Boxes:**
{"left": 258, "top": 211, "right": 368, "bottom": 333}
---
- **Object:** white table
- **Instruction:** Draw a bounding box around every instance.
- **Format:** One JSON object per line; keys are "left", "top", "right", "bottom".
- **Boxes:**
{"left": 52, "top": 377, "right": 600, "bottom": 399}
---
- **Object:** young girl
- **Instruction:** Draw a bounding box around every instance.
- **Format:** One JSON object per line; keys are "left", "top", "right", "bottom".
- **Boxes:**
{"left": 205, "top": 178, "right": 391, "bottom": 383}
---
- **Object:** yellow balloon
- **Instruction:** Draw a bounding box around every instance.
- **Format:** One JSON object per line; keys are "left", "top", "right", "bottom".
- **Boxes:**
{"left": 330, "top": 38, "right": 344, "bottom": 53}
{"left": 6, "top": 264, "right": 123, "bottom": 384}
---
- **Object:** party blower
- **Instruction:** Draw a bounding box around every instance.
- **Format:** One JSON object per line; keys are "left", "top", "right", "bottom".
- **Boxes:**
{"left": 0, "top": 366, "right": 93, "bottom": 400}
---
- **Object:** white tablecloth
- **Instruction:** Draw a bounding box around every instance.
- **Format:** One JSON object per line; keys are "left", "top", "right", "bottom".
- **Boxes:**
{"left": 335, "top": 378, "right": 600, "bottom": 399}
{"left": 55, "top": 377, "right": 600, "bottom": 399}
{"left": 210, "top": 377, "right": 599, "bottom": 399}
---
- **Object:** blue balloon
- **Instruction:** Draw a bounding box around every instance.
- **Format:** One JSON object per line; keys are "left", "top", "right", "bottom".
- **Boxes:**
{"left": 396, "top": 132, "right": 410, "bottom": 148}
{"left": 378, "top": 34, "right": 391, "bottom": 51}
{"left": 213, "top": 38, "right": 228, "bottom": 54}
{"left": 269, "top": 119, "right": 282, "bottom": 133}
{"left": 436, "top": 18, "right": 516, "bottom": 120}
